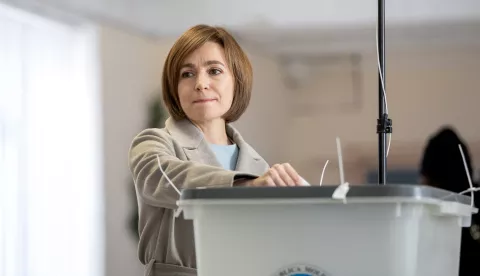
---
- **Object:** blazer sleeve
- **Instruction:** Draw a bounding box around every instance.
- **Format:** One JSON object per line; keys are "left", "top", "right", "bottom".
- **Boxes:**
{"left": 128, "top": 128, "right": 257, "bottom": 209}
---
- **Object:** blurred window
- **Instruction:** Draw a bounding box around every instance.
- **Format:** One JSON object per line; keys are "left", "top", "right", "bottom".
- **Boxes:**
{"left": 0, "top": 4, "right": 103, "bottom": 276}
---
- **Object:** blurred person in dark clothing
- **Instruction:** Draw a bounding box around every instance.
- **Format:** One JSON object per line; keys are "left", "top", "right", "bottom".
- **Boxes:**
{"left": 420, "top": 126, "right": 480, "bottom": 276}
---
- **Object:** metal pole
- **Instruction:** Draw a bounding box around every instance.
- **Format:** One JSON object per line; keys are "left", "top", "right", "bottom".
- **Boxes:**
{"left": 377, "top": 0, "right": 391, "bottom": 185}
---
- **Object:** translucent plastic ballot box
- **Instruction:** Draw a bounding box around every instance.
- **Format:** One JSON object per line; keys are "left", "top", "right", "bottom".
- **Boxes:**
{"left": 177, "top": 185, "right": 477, "bottom": 276}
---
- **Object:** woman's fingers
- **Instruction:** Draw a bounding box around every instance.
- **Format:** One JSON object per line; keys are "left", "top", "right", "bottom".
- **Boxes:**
{"left": 265, "top": 177, "right": 276, "bottom": 187}
{"left": 270, "top": 164, "right": 294, "bottom": 186}
{"left": 282, "top": 163, "right": 302, "bottom": 185}
{"left": 268, "top": 168, "right": 287, "bottom": 186}
{"left": 271, "top": 163, "right": 303, "bottom": 186}
{"left": 251, "top": 163, "right": 305, "bottom": 187}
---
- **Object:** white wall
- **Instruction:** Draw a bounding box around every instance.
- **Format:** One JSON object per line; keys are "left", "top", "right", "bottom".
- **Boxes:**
{"left": 99, "top": 25, "right": 173, "bottom": 276}
{"left": 232, "top": 46, "right": 291, "bottom": 164}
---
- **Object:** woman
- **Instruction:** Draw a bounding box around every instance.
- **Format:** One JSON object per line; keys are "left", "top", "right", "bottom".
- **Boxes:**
{"left": 420, "top": 126, "right": 480, "bottom": 276}
{"left": 128, "top": 24, "right": 305, "bottom": 276}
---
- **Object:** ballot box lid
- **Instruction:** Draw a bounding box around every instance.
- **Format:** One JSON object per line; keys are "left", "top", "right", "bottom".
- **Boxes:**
{"left": 180, "top": 184, "right": 471, "bottom": 205}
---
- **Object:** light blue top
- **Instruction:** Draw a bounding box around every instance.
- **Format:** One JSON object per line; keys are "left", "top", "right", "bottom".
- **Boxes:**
{"left": 209, "top": 143, "right": 239, "bottom": 171}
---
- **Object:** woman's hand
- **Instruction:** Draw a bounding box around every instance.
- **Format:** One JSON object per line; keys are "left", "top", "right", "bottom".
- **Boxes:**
{"left": 245, "top": 163, "right": 305, "bottom": 187}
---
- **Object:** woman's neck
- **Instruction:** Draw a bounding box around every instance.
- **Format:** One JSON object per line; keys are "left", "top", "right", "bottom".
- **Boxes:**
{"left": 192, "top": 118, "right": 231, "bottom": 145}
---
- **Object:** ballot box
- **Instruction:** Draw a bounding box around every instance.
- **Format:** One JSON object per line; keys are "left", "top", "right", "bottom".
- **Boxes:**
{"left": 177, "top": 185, "right": 477, "bottom": 276}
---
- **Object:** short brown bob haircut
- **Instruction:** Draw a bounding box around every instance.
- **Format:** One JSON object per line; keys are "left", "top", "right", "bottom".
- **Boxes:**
{"left": 162, "top": 24, "right": 253, "bottom": 123}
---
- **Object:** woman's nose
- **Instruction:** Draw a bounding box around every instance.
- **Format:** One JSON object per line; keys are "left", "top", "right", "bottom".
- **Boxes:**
{"left": 195, "top": 74, "right": 210, "bottom": 91}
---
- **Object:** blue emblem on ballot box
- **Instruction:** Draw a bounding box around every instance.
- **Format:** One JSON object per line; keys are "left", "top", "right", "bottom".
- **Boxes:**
{"left": 273, "top": 264, "right": 330, "bottom": 276}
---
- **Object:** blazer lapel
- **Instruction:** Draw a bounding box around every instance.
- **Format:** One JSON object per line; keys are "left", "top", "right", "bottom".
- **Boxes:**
{"left": 227, "top": 124, "right": 265, "bottom": 174}
{"left": 183, "top": 143, "right": 221, "bottom": 167}
{"left": 165, "top": 118, "right": 222, "bottom": 167}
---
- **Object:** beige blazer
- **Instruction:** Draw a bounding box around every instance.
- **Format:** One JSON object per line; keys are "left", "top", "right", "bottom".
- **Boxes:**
{"left": 128, "top": 117, "right": 270, "bottom": 276}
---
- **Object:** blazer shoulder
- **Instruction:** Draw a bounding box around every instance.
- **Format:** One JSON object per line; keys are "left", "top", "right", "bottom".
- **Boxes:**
{"left": 134, "top": 127, "right": 171, "bottom": 137}
{"left": 128, "top": 127, "right": 178, "bottom": 159}
{"left": 130, "top": 127, "right": 174, "bottom": 144}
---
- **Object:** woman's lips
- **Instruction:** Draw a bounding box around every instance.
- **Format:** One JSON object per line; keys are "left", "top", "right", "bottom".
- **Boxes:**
{"left": 193, "top": 99, "right": 216, "bottom": 103}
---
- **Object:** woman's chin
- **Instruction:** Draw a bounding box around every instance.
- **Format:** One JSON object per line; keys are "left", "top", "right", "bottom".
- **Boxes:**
{"left": 186, "top": 108, "right": 229, "bottom": 122}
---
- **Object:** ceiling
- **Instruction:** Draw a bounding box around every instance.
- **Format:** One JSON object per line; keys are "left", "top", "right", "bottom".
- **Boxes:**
{"left": 2, "top": 0, "right": 480, "bottom": 55}
{"left": 3, "top": 0, "right": 480, "bottom": 34}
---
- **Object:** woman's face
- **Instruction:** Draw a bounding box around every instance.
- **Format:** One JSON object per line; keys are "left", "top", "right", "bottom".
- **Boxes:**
{"left": 177, "top": 42, "right": 234, "bottom": 124}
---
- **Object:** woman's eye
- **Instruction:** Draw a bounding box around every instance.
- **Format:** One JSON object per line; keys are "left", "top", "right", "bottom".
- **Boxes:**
{"left": 181, "top": 71, "right": 194, "bottom": 78}
{"left": 209, "top": 68, "right": 222, "bottom": 75}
